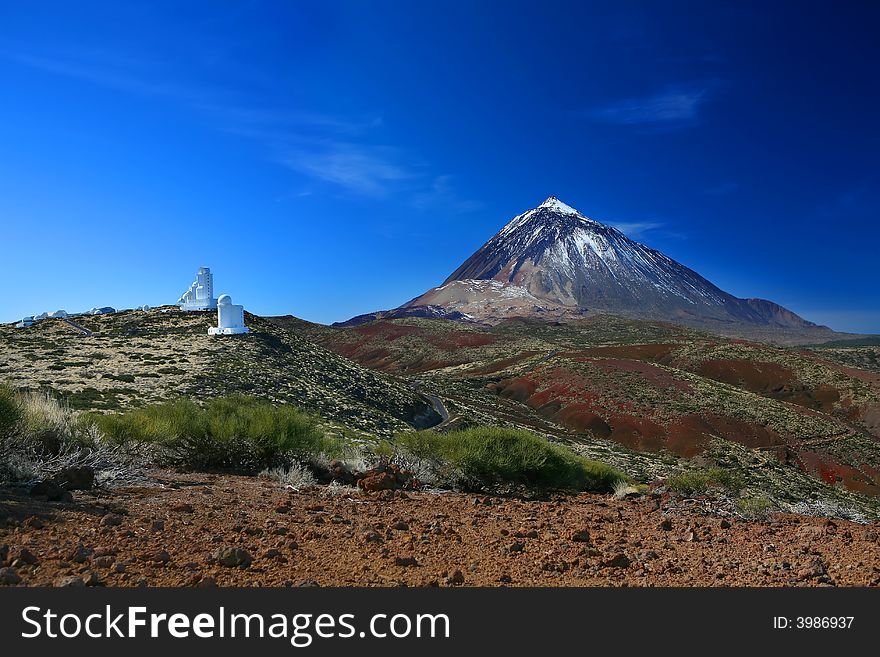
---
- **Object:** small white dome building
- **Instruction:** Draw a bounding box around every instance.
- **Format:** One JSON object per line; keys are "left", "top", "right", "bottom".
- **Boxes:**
{"left": 208, "top": 294, "right": 249, "bottom": 335}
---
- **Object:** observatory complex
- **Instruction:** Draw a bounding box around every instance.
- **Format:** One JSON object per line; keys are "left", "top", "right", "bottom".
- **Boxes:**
{"left": 178, "top": 266, "right": 249, "bottom": 336}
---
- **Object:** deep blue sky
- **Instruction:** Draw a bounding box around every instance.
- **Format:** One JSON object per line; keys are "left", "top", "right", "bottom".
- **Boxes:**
{"left": 1, "top": 1, "right": 878, "bottom": 331}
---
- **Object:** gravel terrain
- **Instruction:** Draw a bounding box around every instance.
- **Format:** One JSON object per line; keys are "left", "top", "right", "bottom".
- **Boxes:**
{"left": 2, "top": 470, "right": 878, "bottom": 588}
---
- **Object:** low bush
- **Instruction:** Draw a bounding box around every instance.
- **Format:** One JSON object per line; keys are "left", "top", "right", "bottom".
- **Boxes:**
{"left": 0, "top": 385, "right": 129, "bottom": 485}
{"left": 667, "top": 467, "right": 743, "bottom": 496}
{"left": 91, "top": 395, "right": 331, "bottom": 473}
{"left": 0, "top": 384, "right": 21, "bottom": 438}
{"left": 736, "top": 495, "right": 775, "bottom": 519}
{"left": 394, "top": 427, "right": 625, "bottom": 493}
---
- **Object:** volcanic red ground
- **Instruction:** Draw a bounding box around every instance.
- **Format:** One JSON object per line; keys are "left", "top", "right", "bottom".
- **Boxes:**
{"left": 2, "top": 472, "right": 879, "bottom": 588}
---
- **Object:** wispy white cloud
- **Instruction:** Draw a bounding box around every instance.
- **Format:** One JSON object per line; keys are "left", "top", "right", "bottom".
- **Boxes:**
{"left": 591, "top": 84, "right": 713, "bottom": 127}
{"left": 10, "top": 52, "right": 201, "bottom": 101}
{"left": 608, "top": 220, "right": 664, "bottom": 238}
{"left": 7, "top": 49, "right": 476, "bottom": 205}
{"left": 283, "top": 145, "right": 414, "bottom": 197}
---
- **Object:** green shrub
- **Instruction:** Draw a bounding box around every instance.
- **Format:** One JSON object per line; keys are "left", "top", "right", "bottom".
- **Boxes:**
{"left": 395, "top": 427, "right": 625, "bottom": 493}
{"left": 0, "top": 384, "right": 22, "bottom": 438}
{"left": 736, "top": 495, "right": 775, "bottom": 519}
{"left": 667, "top": 467, "right": 743, "bottom": 496}
{"left": 91, "top": 395, "right": 329, "bottom": 473}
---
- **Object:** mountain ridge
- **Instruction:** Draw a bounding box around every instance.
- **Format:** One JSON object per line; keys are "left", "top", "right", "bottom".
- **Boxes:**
{"left": 339, "top": 197, "right": 842, "bottom": 344}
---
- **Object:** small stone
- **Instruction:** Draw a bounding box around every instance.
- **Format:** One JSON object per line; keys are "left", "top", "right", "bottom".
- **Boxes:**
{"left": 264, "top": 548, "right": 281, "bottom": 559}
{"left": 94, "top": 556, "right": 115, "bottom": 568}
{"left": 56, "top": 576, "right": 85, "bottom": 588}
{"left": 197, "top": 576, "right": 217, "bottom": 588}
{"left": 212, "top": 547, "right": 252, "bottom": 568}
{"left": 69, "top": 545, "right": 92, "bottom": 564}
{"left": 659, "top": 519, "right": 673, "bottom": 531}
{"left": 24, "top": 517, "right": 45, "bottom": 529}
{"left": 508, "top": 541, "right": 525, "bottom": 553}
{"left": 0, "top": 567, "right": 22, "bottom": 585}
{"left": 101, "top": 513, "right": 123, "bottom": 527}
{"left": 362, "top": 531, "right": 383, "bottom": 543}
{"left": 720, "top": 519, "right": 732, "bottom": 529}
{"left": 54, "top": 466, "right": 95, "bottom": 491}
{"left": 394, "top": 556, "right": 418, "bottom": 567}
{"left": 17, "top": 548, "right": 38, "bottom": 565}
{"left": 150, "top": 550, "right": 171, "bottom": 564}
{"left": 85, "top": 572, "right": 102, "bottom": 587}
{"left": 29, "top": 480, "right": 72, "bottom": 502}
{"left": 151, "top": 520, "right": 165, "bottom": 532}
{"left": 446, "top": 569, "right": 465, "bottom": 585}
{"left": 603, "top": 553, "right": 632, "bottom": 569}
{"left": 391, "top": 521, "right": 410, "bottom": 531}
{"left": 172, "top": 503, "right": 194, "bottom": 514}
{"left": 571, "top": 530, "right": 591, "bottom": 543}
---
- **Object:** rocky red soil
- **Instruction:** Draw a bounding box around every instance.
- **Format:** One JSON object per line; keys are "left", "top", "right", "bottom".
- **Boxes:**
{"left": 2, "top": 471, "right": 879, "bottom": 588}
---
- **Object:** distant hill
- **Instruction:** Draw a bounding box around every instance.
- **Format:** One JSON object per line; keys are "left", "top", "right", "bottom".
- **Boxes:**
{"left": 0, "top": 307, "right": 440, "bottom": 436}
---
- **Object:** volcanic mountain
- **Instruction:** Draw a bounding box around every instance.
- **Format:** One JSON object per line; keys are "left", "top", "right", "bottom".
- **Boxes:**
{"left": 341, "top": 197, "right": 831, "bottom": 339}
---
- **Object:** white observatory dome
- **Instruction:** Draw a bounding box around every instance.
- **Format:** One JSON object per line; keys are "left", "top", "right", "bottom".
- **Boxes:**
{"left": 217, "top": 294, "right": 233, "bottom": 305}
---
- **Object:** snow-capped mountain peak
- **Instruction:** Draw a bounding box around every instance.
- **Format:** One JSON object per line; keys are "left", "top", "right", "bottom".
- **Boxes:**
{"left": 414, "top": 196, "right": 817, "bottom": 330}
{"left": 538, "top": 196, "right": 580, "bottom": 215}
{"left": 341, "top": 196, "right": 821, "bottom": 335}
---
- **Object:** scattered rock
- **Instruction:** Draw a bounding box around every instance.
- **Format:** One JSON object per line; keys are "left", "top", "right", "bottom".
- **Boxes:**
{"left": 69, "top": 545, "right": 92, "bottom": 564}
{"left": 446, "top": 569, "right": 465, "bottom": 586}
{"left": 54, "top": 466, "right": 95, "bottom": 491}
{"left": 29, "top": 480, "right": 72, "bottom": 502}
{"left": 0, "top": 567, "right": 22, "bottom": 585}
{"left": 391, "top": 521, "right": 410, "bottom": 531}
{"left": 149, "top": 550, "right": 171, "bottom": 564}
{"left": 720, "top": 519, "right": 732, "bottom": 529}
{"left": 571, "top": 530, "right": 591, "bottom": 543}
{"left": 328, "top": 459, "right": 356, "bottom": 485}
{"left": 101, "top": 513, "right": 124, "bottom": 527}
{"left": 358, "top": 463, "right": 419, "bottom": 493}
{"left": 797, "top": 525, "right": 824, "bottom": 540}
{"left": 507, "top": 541, "right": 525, "bottom": 553}
{"left": 362, "top": 531, "right": 383, "bottom": 543}
{"left": 24, "top": 516, "right": 45, "bottom": 529}
{"left": 212, "top": 547, "right": 252, "bottom": 568}
{"left": 56, "top": 576, "right": 85, "bottom": 588}
{"left": 659, "top": 519, "right": 673, "bottom": 531}
{"left": 16, "top": 549, "right": 38, "bottom": 566}
{"left": 394, "top": 556, "right": 419, "bottom": 567}
{"left": 603, "top": 553, "right": 632, "bottom": 569}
